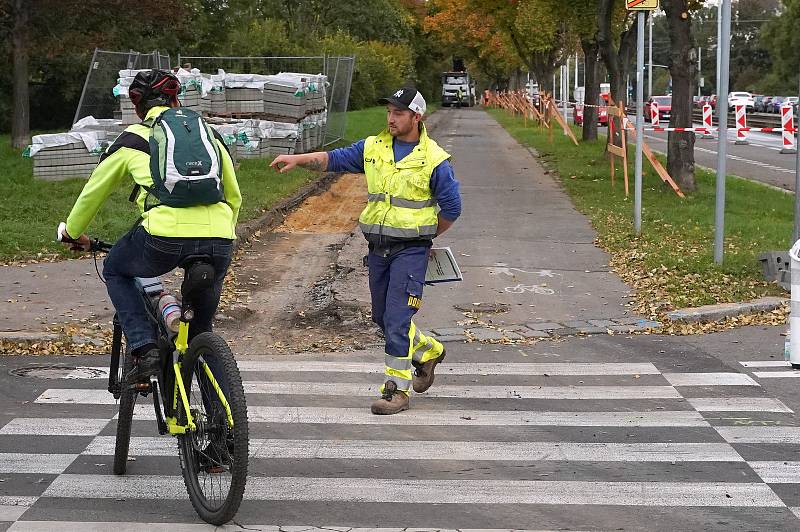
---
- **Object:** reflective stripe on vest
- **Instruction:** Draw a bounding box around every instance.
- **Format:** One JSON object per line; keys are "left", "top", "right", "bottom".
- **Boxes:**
{"left": 358, "top": 222, "right": 438, "bottom": 238}
{"left": 367, "top": 193, "right": 438, "bottom": 209}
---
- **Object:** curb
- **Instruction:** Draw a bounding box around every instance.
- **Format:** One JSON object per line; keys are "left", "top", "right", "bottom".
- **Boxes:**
{"left": 666, "top": 296, "right": 788, "bottom": 323}
{"left": 234, "top": 171, "right": 343, "bottom": 249}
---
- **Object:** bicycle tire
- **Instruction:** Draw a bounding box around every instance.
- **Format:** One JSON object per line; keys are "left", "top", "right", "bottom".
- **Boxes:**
{"left": 177, "top": 332, "right": 248, "bottom": 525}
{"left": 113, "top": 347, "right": 137, "bottom": 475}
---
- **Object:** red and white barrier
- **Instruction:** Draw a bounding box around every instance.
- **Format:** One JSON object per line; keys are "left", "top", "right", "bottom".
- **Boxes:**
{"left": 735, "top": 104, "right": 748, "bottom": 144}
{"left": 650, "top": 102, "right": 659, "bottom": 127}
{"left": 700, "top": 104, "right": 714, "bottom": 138}
{"left": 575, "top": 104, "right": 584, "bottom": 123}
{"left": 781, "top": 103, "right": 797, "bottom": 154}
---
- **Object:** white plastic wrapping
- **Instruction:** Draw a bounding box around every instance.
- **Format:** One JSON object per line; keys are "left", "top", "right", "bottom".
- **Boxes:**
{"left": 28, "top": 131, "right": 106, "bottom": 157}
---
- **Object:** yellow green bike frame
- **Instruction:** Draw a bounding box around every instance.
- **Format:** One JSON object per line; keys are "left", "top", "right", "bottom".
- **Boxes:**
{"left": 164, "top": 320, "right": 234, "bottom": 435}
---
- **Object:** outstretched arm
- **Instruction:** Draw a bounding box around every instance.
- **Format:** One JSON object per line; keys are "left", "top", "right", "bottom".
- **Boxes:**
{"left": 270, "top": 152, "right": 329, "bottom": 173}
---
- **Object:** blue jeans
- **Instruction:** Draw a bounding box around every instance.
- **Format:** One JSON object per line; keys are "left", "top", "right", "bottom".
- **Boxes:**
{"left": 103, "top": 226, "right": 233, "bottom": 352}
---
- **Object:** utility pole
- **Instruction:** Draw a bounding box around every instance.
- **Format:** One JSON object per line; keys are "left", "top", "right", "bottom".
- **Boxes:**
{"left": 714, "top": 0, "right": 732, "bottom": 264}
{"left": 648, "top": 13, "right": 653, "bottom": 99}
{"left": 574, "top": 52, "right": 579, "bottom": 89}
{"left": 698, "top": 47, "right": 702, "bottom": 97}
{"left": 634, "top": 11, "right": 645, "bottom": 234}
{"left": 794, "top": 61, "right": 800, "bottom": 243}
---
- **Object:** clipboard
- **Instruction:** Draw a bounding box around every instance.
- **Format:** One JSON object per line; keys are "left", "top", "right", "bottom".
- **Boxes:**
{"left": 426, "top": 247, "right": 463, "bottom": 284}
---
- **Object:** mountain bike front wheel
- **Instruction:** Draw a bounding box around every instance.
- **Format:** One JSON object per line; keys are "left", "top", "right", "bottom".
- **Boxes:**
{"left": 177, "top": 332, "right": 248, "bottom": 525}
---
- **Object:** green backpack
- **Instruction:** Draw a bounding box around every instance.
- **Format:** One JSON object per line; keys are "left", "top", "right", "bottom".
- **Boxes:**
{"left": 144, "top": 107, "right": 224, "bottom": 209}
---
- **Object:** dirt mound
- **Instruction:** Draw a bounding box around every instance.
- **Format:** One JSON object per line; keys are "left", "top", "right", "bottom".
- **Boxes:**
{"left": 278, "top": 173, "right": 366, "bottom": 233}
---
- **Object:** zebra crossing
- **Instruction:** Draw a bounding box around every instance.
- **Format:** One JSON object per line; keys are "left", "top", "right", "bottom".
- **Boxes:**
{"left": 2, "top": 348, "right": 800, "bottom": 530}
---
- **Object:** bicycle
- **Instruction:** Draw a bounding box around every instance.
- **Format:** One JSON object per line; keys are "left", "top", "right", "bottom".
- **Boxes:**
{"left": 57, "top": 225, "right": 249, "bottom": 525}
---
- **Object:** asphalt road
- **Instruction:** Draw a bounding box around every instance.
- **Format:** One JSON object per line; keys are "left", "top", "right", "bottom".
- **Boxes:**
{"left": 560, "top": 106, "right": 798, "bottom": 191}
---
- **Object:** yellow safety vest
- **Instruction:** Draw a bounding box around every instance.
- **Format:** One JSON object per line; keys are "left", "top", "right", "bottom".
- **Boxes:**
{"left": 358, "top": 125, "right": 450, "bottom": 240}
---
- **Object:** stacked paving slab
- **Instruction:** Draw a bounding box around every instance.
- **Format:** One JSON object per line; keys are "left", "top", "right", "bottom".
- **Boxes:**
{"left": 28, "top": 68, "right": 329, "bottom": 181}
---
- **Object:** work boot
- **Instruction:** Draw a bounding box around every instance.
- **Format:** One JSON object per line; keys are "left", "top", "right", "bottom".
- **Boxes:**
{"left": 412, "top": 348, "right": 446, "bottom": 394}
{"left": 126, "top": 347, "right": 161, "bottom": 383}
{"left": 370, "top": 381, "right": 409, "bottom": 415}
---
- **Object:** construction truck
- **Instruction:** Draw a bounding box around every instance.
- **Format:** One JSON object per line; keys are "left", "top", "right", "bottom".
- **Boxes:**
{"left": 441, "top": 71, "right": 475, "bottom": 107}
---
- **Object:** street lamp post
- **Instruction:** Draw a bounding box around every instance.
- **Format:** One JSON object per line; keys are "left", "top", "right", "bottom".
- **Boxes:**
{"left": 648, "top": 13, "right": 653, "bottom": 99}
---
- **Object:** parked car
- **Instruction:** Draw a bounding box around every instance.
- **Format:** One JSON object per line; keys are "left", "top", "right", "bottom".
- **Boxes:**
{"left": 693, "top": 95, "right": 703, "bottom": 107}
{"left": 770, "top": 96, "right": 786, "bottom": 113}
{"left": 786, "top": 96, "right": 799, "bottom": 113}
{"left": 728, "top": 91, "right": 755, "bottom": 110}
{"left": 574, "top": 94, "right": 609, "bottom": 126}
{"left": 754, "top": 95, "right": 767, "bottom": 113}
{"left": 708, "top": 94, "right": 717, "bottom": 110}
{"left": 760, "top": 96, "right": 774, "bottom": 113}
{"left": 645, "top": 95, "right": 672, "bottom": 122}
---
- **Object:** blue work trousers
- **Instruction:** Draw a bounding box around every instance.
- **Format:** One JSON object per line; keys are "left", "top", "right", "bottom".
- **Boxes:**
{"left": 368, "top": 245, "right": 443, "bottom": 391}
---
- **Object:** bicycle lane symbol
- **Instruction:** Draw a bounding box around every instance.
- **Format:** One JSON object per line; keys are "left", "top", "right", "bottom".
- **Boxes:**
{"left": 504, "top": 284, "right": 555, "bottom": 295}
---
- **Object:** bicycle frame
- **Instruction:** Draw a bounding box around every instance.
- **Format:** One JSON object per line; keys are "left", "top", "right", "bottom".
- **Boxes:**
{"left": 108, "top": 276, "right": 234, "bottom": 437}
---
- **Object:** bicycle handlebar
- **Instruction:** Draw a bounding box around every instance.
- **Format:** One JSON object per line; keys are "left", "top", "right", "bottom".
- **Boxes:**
{"left": 56, "top": 222, "right": 113, "bottom": 253}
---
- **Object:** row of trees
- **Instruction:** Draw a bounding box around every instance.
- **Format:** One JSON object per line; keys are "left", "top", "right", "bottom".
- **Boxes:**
{"left": 424, "top": 0, "right": 699, "bottom": 190}
{"left": 424, "top": 0, "right": 800, "bottom": 193}
{"left": 0, "top": 0, "right": 449, "bottom": 148}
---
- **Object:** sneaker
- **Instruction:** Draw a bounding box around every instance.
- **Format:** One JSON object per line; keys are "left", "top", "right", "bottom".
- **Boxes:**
{"left": 126, "top": 348, "right": 161, "bottom": 383}
{"left": 412, "top": 348, "right": 446, "bottom": 393}
{"left": 370, "top": 380, "right": 409, "bottom": 415}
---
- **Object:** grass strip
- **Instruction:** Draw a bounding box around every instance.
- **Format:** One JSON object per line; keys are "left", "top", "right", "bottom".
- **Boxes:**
{"left": 487, "top": 107, "right": 788, "bottom": 318}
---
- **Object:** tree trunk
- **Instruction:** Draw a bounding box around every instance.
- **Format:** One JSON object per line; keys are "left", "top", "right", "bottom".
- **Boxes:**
{"left": 581, "top": 37, "right": 600, "bottom": 141}
{"left": 11, "top": 0, "right": 30, "bottom": 150}
{"left": 597, "top": 0, "right": 625, "bottom": 107}
{"left": 663, "top": 0, "right": 697, "bottom": 192}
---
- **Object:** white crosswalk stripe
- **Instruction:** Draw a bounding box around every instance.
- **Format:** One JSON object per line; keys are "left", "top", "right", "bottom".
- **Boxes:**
{"left": 2, "top": 357, "right": 799, "bottom": 528}
{"left": 82, "top": 436, "right": 744, "bottom": 462}
{"left": 42, "top": 474, "right": 785, "bottom": 506}
{"left": 121, "top": 405, "right": 709, "bottom": 426}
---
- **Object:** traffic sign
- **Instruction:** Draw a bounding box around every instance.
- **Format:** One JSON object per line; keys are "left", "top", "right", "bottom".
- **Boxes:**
{"left": 627, "top": 0, "right": 659, "bottom": 10}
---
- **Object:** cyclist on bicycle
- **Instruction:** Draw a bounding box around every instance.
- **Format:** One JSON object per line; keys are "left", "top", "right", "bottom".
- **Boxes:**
{"left": 59, "top": 69, "right": 241, "bottom": 383}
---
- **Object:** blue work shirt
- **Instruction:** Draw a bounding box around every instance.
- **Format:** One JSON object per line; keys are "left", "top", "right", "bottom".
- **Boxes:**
{"left": 328, "top": 138, "right": 462, "bottom": 222}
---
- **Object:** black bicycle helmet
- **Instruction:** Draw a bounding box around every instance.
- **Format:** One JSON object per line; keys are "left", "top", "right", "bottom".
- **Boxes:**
{"left": 128, "top": 69, "right": 181, "bottom": 117}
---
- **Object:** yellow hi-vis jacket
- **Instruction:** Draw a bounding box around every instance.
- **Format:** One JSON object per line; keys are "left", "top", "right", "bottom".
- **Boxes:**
{"left": 358, "top": 124, "right": 450, "bottom": 241}
{"left": 66, "top": 106, "right": 241, "bottom": 240}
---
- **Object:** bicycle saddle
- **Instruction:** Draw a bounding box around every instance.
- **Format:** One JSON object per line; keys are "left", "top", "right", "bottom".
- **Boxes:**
{"left": 180, "top": 255, "right": 216, "bottom": 304}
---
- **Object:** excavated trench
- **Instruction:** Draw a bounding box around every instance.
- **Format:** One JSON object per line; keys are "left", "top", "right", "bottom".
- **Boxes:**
{"left": 215, "top": 173, "right": 380, "bottom": 355}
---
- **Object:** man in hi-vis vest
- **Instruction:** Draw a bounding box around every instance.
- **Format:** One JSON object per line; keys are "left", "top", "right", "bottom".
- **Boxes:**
{"left": 271, "top": 88, "right": 462, "bottom": 415}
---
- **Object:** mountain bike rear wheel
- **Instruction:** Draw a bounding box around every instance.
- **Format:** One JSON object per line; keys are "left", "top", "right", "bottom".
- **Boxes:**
{"left": 113, "top": 332, "right": 137, "bottom": 475}
{"left": 177, "top": 332, "right": 248, "bottom": 525}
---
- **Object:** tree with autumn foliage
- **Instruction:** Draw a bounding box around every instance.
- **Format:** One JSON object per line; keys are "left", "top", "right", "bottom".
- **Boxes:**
{"left": 423, "top": 0, "right": 522, "bottom": 89}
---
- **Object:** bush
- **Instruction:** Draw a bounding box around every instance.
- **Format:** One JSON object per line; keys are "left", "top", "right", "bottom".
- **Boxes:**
{"left": 316, "top": 32, "right": 413, "bottom": 110}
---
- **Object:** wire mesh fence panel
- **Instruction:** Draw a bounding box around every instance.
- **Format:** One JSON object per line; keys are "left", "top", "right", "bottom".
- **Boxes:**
{"left": 73, "top": 49, "right": 171, "bottom": 124}
{"left": 324, "top": 56, "right": 355, "bottom": 147}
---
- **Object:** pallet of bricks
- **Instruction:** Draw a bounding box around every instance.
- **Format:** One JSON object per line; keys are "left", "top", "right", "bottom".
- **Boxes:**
{"left": 27, "top": 131, "right": 109, "bottom": 181}
{"left": 232, "top": 119, "right": 299, "bottom": 159}
{"left": 200, "top": 70, "right": 227, "bottom": 115}
{"left": 224, "top": 74, "right": 268, "bottom": 114}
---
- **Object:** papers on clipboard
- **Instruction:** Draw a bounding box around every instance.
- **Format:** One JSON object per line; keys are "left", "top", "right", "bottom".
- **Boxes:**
{"left": 426, "top": 247, "right": 463, "bottom": 284}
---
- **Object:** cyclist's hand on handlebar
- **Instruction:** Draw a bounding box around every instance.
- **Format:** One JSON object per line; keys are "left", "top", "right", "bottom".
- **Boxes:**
{"left": 56, "top": 222, "right": 91, "bottom": 252}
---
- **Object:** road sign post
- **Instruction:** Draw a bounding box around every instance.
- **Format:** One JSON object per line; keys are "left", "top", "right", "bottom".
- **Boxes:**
{"left": 714, "top": 0, "right": 732, "bottom": 264}
{"left": 627, "top": 0, "right": 657, "bottom": 234}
